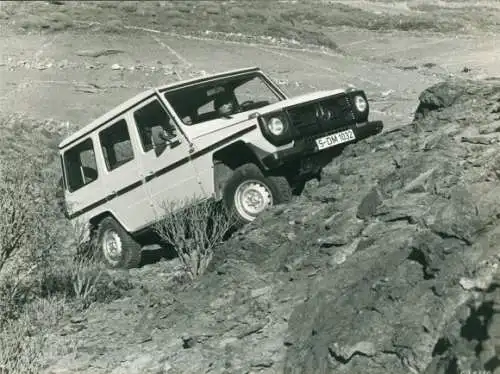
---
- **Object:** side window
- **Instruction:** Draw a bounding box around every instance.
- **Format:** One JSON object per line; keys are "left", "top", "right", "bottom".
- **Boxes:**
{"left": 63, "top": 138, "right": 98, "bottom": 192}
{"left": 133, "top": 99, "right": 176, "bottom": 153}
{"left": 99, "top": 119, "right": 135, "bottom": 171}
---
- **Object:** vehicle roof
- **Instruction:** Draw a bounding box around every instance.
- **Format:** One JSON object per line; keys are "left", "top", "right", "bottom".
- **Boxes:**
{"left": 58, "top": 66, "right": 261, "bottom": 150}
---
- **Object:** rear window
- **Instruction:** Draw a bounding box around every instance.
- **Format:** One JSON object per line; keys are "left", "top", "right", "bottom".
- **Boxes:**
{"left": 63, "top": 138, "right": 98, "bottom": 192}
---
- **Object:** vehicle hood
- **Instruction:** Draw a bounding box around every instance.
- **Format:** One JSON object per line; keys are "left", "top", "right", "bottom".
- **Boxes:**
{"left": 254, "top": 89, "right": 346, "bottom": 115}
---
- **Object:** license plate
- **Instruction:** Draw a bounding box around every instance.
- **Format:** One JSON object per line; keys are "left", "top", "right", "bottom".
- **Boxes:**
{"left": 315, "top": 129, "right": 356, "bottom": 150}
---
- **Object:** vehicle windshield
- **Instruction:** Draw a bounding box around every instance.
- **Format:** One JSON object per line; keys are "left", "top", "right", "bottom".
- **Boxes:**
{"left": 164, "top": 72, "right": 284, "bottom": 126}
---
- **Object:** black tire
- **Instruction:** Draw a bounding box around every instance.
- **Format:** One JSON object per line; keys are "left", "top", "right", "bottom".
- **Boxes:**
{"left": 222, "top": 163, "right": 292, "bottom": 227}
{"left": 94, "top": 216, "right": 142, "bottom": 269}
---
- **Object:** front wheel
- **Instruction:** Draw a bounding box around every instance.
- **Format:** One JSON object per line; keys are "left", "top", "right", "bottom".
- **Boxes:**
{"left": 94, "top": 217, "right": 142, "bottom": 269}
{"left": 223, "top": 163, "right": 292, "bottom": 226}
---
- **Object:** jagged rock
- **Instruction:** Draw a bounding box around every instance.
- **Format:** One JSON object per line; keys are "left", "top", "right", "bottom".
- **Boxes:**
{"left": 282, "top": 78, "right": 500, "bottom": 374}
{"left": 329, "top": 341, "right": 377, "bottom": 362}
{"left": 356, "top": 187, "right": 384, "bottom": 219}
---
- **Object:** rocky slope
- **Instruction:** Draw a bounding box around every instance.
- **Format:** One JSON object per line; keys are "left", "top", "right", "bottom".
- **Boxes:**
{"left": 43, "top": 78, "right": 500, "bottom": 374}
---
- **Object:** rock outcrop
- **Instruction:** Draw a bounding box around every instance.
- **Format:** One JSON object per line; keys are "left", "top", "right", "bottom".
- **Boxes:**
{"left": 281, "top": 77, "right": 500, "bottom": 374}
{"left": 42, "top": 78, "right": 500, "bottom": 374}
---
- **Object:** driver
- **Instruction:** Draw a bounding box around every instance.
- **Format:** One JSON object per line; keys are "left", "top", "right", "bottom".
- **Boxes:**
{"left": 214, "top": 92, "right": 236, "bottom": 117}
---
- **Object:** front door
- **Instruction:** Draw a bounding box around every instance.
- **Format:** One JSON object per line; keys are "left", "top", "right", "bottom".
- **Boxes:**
{"left": 130, "top": 96, "right": 204, "bottom": 222}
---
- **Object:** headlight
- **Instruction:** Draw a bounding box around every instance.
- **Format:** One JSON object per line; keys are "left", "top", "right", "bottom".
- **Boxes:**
{"left": 354, "top": 95, "right": 367, "bottom": 112}
{"left": 267, "top": 117, "right": 285, "bottom": 136}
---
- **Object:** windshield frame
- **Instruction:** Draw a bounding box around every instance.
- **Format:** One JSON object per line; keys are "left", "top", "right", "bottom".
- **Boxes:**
{"left": 160, "top": 71, "right": 287, "bottom": 126}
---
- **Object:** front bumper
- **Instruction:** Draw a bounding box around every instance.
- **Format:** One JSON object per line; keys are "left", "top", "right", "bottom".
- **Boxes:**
{"left": 261, "top": 120, "right": 384, "bottom": 169}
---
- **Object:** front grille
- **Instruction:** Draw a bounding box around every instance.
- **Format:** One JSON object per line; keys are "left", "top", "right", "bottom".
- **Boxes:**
{"left": 286, "top": 95, "right": 355, "bottom": 139}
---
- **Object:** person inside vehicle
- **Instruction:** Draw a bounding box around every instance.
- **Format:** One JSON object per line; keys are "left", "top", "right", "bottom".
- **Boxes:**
{"left": 214, "top": 91, "right": 238, "bottom": 117}
{"left": 158, "top": 118, "right": 179, "bottom": 145}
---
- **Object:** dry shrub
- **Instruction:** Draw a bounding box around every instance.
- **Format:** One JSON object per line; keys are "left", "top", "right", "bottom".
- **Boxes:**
{"left": 0, "top": 114, "right": 134, "bottom": 372}
{"left": 19, "top": 14, "right": 50, "bottom": 30}
{"left": 0, "top": 114, "right": 131, "bottom": 316}
{"left": 0, "top": 224, "right": 133, "bottom": 328}
{"left": 0, "top": 158, "right": 47, "bottom": 274}
{"left": 119, "top": 1, "right": 138, "bottom": 13}
{"left": 175, "top": 3, "right": 193, "bottom": 14}
{"left": 0, "top": 296, "right": 75, "bottom": 374}
{"left": 101, "top": 19, "right": 123, "bottom": 33}
{"left": 46, "top": 11, "right": 73, "bottom": 31}
{"left": 205, "top": 5, "right": 221, "bottom": 16}
{"left": 227, "top": 6, "right": 246, "bottom": 19}
{"left": 154, "top": 198, "right": 233, "bottom": 281}
{"left": 96, "top": 1, "right": 119, "bottom": 9}
{"left": 170, "top": 17, "right": 191, "bottom": 29}
{"left": 163, "top": 9, "right": 183, "bottom": 18}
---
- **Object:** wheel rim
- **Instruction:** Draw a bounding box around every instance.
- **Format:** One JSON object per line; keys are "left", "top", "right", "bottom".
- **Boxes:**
{"left": 101, "top": 229, "right": 123, "bottom": 266}
{"left": 234, "top": 179, "right": 273, "bottom": 222}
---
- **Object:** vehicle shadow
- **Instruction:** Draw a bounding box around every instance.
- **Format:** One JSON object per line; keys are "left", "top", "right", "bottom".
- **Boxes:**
{"left": 139, "top": 244, "right": 178, "bottom": 267}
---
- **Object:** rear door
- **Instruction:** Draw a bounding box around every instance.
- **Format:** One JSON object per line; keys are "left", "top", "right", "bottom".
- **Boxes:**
{"left": 96, "top": 115, "right": 150, "bottom": 232}
{"left": 131, "top": 96, "right": 204, "bottom": 220}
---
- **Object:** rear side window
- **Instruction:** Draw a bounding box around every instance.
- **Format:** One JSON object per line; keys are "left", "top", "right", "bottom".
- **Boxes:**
{"left": 63, "top": 138, "right": 98, "bottom": 192}
{"left": 99, "top": 119, "right": 135, "bottom": 171}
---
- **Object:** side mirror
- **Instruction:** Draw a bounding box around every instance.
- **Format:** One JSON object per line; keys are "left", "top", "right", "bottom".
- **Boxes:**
{"left": 153, "top": 129, "right": 181, "bottom": 156}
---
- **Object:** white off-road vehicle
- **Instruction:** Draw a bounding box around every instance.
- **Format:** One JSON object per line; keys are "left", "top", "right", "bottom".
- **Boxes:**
{"left": 58, "top": 67, "right": 383, "bottom": 268}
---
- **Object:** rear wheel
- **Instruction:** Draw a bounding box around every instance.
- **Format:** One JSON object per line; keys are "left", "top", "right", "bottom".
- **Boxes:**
{"left": 223, "top": 163, "right": 292, "bottom": 227}
{"left": 94, "top": 217, "right": 142, "bottom": 269}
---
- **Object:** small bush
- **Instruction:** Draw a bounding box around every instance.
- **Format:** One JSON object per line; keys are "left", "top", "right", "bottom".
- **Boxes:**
{"left": 227, "top": 6, "right": 245, "bottom": 19}
{"left": 46, "top": 11, "right": 73, "bottom": 31}
{"left": 0, "top": 296, "right": 74, "bottom": 374}
{"left": 96, "top": 1, "right": 119, "bottom": 9}
{"left": 171, "top": 18, "right": 191, "bottom": 29}
{"left": 205, "top": 5, "right": 221, "bottom": 16}
{"left": 154, "top": 198, "right": 233, "bottom": 281}
{"left": 101, "top": 19, "right": 123, "bottom": 33}
{"left": 176, "top": 3, "right": 193, "bottom": 14}
{"left": 242, "top": 8, "right": 268, "bottom": 22}
{"left": 163, "top": 9, "right": 183, "bottom": 18}
{"left": 0, "top": 158, "right": 45, "bottom": 274}
{"left": 119, "top": 1, "right": 138, "bottom": 13}
{"left": 19, "top": 14, "right": 50, "bottom": 30}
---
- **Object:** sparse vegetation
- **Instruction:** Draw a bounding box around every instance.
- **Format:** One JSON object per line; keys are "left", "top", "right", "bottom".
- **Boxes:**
{"left": 0, "top": 296, "right": 76, "bottom": 374}
{"left": 0, "top": 115, "right": 134, "bottom": 373}
{"left": 101, "top": 18, "right": 124, "bottom": 34}
{"left": 0, "top": 112, "right": 231, "bottom": 371}
{"left": 154, "top": 198, "right": 233, "bottom": 281}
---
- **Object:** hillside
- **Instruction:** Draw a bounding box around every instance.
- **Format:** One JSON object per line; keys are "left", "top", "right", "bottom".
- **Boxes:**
{"left": 23, "top": 77, "right": 498, "bottom": 374}
{"left": 0, "top": 1, "right": 499, "bottom": 374}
